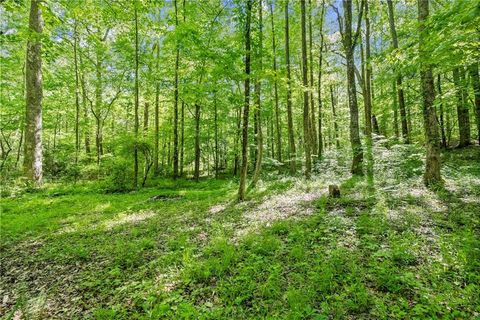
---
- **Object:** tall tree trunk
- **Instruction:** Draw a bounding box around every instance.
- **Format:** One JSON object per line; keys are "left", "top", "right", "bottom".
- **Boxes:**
{"left": 194, "top": 103, "right": 201, "bottom": 181}
{"left": 436, "top": 74, "right": 447, "bottom": 148}
{"left": 453, "top": 67, "right": 471, "bottom": 147}
{"left": 252, "top": 0, "right": 263, "bottom": 187}
{"left": 387, "top": 0, "right": 409, "bottom": 143}
{"left": 364, "top": 0, "right": 373, "bottom": 138}
{"left": 468, "top": 62, "right": 480, "bottom": 145}
{"left": 285, "top": 0, "right": 296, "bottom": 174}
{"left": 133, "top": 3, "right": 139, "bottom": 188}
{"left": 24, "top": 0, "right": 43, "bottom": 183}
{"left": 301, "top": 0, "right": 312, "bottom": 178}
{"left": 238, "top": 0, "right": 252, "bottom": 201}
{"left": 341, "top": 0, "right": 364, "bottom": 175}
{"left": 418, "top": 0, "right": 441, "bottom": 186}
{"left": 94, "top": 46, "right": 103, "bottom": 165}
{"left": 392, "top": 80, "right": 399, "bottom": 138}
{"left": 270, "top": 1, "right": 282, "bottom": 163}
{"left": 73, "top": 20, "right": 80, "bottom": 164}
{"left": 144, "top": 102, "right": 149, "bottom": 134}
{"left": 173, "top": 0, "right": 180, "bottom": 179}
{"left": 330, "top": 85, "right": 340, "bottom": 149}
{"left": 214, "top": 96, "right": 219, "bottom": 178}
{"left": 317, "top": 1, "right": 325, "bottom": 158}
{"left": 154, "top": 43, "right": 160, "bottom": 175}
{"left": 308, "top": 0, "right": 317, "bottom": 155}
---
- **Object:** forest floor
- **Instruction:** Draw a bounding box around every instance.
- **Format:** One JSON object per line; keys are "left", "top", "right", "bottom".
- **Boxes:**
{"left": 1, "top": 140, "right": 480, "bottom": 319}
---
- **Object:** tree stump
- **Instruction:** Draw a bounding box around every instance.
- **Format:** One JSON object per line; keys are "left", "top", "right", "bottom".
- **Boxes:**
{"left": 328, "top": 185, "right": 340, "bottom": 198}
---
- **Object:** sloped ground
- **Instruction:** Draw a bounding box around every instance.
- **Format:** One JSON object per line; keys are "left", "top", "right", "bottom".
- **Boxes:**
{"left": 1, "top": 142, "right": 479, "bottom": 319}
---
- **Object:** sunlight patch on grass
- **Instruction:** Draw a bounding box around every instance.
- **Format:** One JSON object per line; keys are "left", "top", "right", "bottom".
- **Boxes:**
{"left": 104, "top": 210, "right": 156, "bottom": 230}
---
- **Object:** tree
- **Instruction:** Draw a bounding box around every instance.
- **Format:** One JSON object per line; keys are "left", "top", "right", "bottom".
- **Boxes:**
{"left": 387, "top": 0, "right": 409, "bottom": 143}
{"left": 469, "top": 63, "right": 480, "bottom": 145}
{"left": 133, "top": 2, "right": 139, "bottom": 189}
{"left": 24, "top": 0, "right": 43, "bottom": 183}
{"left": 251, "top": 0, "right": 263, "bottom": 187}
{"left": 285, "top": 0, "right": 296, "bottom": 174}
{"left": 238, "top": 0, "right": 252, "bottom": 201}
{"left": 453, "top": 67, "right": 471, "bottom": 147}
{"left": 300, "top": 0, "right": 312, "bottom": 178}
{"left": 333, "top": 0, "right": 364, "bottom": 175}
{"left": 269, "top": 1, "right": 282, "bottom": 163}
{"left": 418, "top": 0, "right": 441, "bottom": 186}
{"left": 173, "top": 0, "right": 180, "bottom": 179}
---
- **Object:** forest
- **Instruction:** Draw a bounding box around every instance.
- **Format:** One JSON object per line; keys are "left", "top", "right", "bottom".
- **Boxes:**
{"left": 1, "top": 0, "right": 479, "bottom": 318}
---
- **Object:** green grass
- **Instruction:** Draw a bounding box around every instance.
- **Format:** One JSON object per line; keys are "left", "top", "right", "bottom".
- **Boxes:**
{"left": 1, "top": 147, "right": 479, "bottom": 319}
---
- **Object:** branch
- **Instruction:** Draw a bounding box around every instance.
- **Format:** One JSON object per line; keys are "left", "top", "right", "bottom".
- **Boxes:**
{"left": 330, "top": 4, "right": 344, "bottom": 43}
{"left": 352, "top": 0, "right": 365, "bottom": 49}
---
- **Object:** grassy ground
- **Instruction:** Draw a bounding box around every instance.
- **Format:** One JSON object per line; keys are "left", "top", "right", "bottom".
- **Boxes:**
{"left": 1, "top": 142, "right": 479, "bottom": 319}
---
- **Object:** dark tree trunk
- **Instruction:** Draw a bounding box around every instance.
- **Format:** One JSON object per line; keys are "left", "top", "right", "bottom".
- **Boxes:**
{"left": 285, "top": 0, "right": 296, "bottom": 174}
{"left": 144, "top": 102, "right": 149, "bottom": 134}
{"left": 73, "top": 21, "right": 80, "bottom": 163}
{"left": 24, "top": 0, "right": 43, "bottom": 183}
{"left": 364, "top": 0, "right": 372, "bottom": 138}
{"left": 317, "top": 1, "right": 325, "bottom": 158}
{"left": 173, "top": 0, "right": 180, "bottom": 179}
{"left": 301, "top": 0, "right": 312, "bottom": 178}
{"left": 133, "top": 3, "right": 139, "bottom": 188}
{"left": 468, "top": 62, "right": 480, "bottom": 145}
{"left": 252, "top": 0, "right": 263, "bottom": 187}
{"left": 194, "top": 103, "right": 201, "bottom": 181}
{"left": 308, "top": 0, "right": 317, "bottom": 155}
{"left": 270, "top": 1, "right": 282, "bottom": 163}
{"left": 238, "top": 0, "right": 252, "bottom": 201}
{"left": 418, "top": 0, "right": 441, "bottom": 186}
{"left": 453, "top": 67, "right": 471, "bottom": 147}
{"left": 330, "top": 85, "right": 340, "bottom": 149}
{"left": 387, "top": 0, "right": 409, "bottom": 143}
{"left": 436, "top": 74, "right": 447, "bottom": 148}
{"left": 154, "top": 43, "right": 160, "bottom": 175}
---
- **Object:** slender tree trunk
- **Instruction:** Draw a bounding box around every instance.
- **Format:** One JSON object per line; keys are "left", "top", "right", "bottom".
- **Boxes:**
{"left": 468, "top": 62, "right": 480, "bottom": 145}
{"left": 144, "top": 102, "right": 149, "bottom": 134}
{"left": 301, "top": 0, "right": 311, "bottom": 178}
{"left": 436, "top": 74, "right": 447, "bottom": 148}
{"left": 252, "top": 0, "right": 263, "bottom": 187}
{"left": 342, "top": 0, "right": 363, "bottom": 175}
{"left": 453, "top": 67, "right": 471, "bottom": 147}
{"left": 173, "top": 0, "right": 180, "bottom": 179}
{"left": 317, "top": 1, "right": 325, "bottom": 158}
{"left": 154, "top": 44, "right": 160, "bottom": 175}
{"left": 94, "top": 46, "right": 103, "bottom": 165}
{"left": 392, "top": 80, "right": 399, "bottom": 138}
{"left": 285, "top": 0, "right": 296, "bottom": 174}
{"left": 387, "top": 0, "right": 409, "bottom": 143}
{"left": 24, "top": 0, "right": 43, "bottom": 183}
{"left": 180, "top": 101, "right": 184, "bottom": 176}
{"left": 418, "top": 0, "right": 441, "bottom": 186}
{"left": 73, "top": 21, "right": 80, "bottom": 164}
{"left": 364, "top": 0, "right": 372, "bottom": 138}
{"left": 194, "top": 103, "right": 201, "bottom": 181}
{"left": 308, "top": 0, "right": 317, "bottom": 155}
{"left": 133, "top": 3, "right": 139, "bottom": 188}
{"left": 238, "top": 0, "right": 252, "bottom": 201}
{"left": 214, "top": 96, "right": 219, "bottom": 178}
{"left": 330, "top": 85, "right": 340, "bottom": 149}
{"left": 270, "top": 2, "right": 282, "bottom": 163}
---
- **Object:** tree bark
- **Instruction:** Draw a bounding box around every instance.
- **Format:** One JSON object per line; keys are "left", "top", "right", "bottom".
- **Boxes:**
{"left": 24, "top": 0, "right": 43, "bottom": 183}
{"left": 364, "top": 0, "right": 372, "bottom": 138}
{"left": 387, "top": 0, "right": 409, "bottom": 143}
{"left": 418, "top": 0, "right": 441, "bottom": 186}
{"left": 133, "top": 3, "right": 139, "bottom": 188}
{"left": 270, "top": 1, "right": 282, "bottom": 163}
{"left": 453, "top": 67, "right": 471, "bottom": 147}
{"left": 285, "top": 0, "right": 296, "bottom": 174}
{"left": 340, "top": 0, "right": 364, "bottom": 175}
{"left": 173, "top": 0, "right": 180, "bottom": 179}
{"left": 238, "top": 0, "right": 252, "bottom": 201}
{"left": 468, "top": 62, "right": 480, "bottom": 145}
{"left": 436, "top": 74, "right": 447, "bottom": 148}
{"left": 252, "top": 0, "right": 263, "bottom": 187}
{"left": 317, "top": 1, "right": 325, "bottom": 158}
{"left": 330, "top": 85, "right": 340, "bottom": 149}
{"left": 73, "top": 20, "right": 80, "bottom": 163}
{"left": 308, "top": 0, "right": 317, "bottom": 155}
{"left": 194, "top": 103, "right": 201, "bottom": 181}
{"left": 154, "top": 43, "right": 160, "bottom": 175}
{"left": 301, "top": 0, "right": 312, "bottom": 178}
